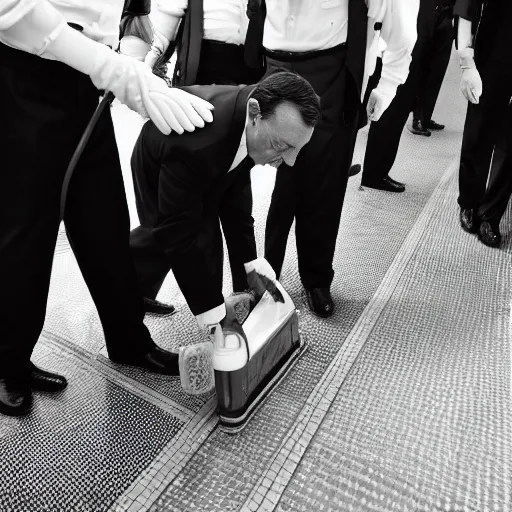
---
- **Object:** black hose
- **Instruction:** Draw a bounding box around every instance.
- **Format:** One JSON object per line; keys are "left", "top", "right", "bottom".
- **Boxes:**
{"left": 59, "top": 91, "right": 116, "bottom": 222}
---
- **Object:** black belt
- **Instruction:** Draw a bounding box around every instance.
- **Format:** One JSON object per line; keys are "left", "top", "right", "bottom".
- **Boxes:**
{"left": 263, "top": 42, "right": 346, "bottom": 62}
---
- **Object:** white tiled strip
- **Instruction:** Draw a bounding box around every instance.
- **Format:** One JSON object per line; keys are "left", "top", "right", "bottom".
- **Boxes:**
{"left": 240, "top": 161, "right": 457, "bottom": 512}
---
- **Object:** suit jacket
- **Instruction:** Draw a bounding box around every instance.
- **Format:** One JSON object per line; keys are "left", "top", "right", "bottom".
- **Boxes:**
{"left": 454, "top": 0, "right": 512, "bottom": 63}
{"left": 131, "top": 85, "right": 257, "bottom": 316}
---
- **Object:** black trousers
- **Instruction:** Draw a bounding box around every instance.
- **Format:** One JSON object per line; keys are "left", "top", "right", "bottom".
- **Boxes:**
{"left": 195, "top": 40, "right": 265, "bottom": 86}
{"left": 458, "top": 59, "right": 512, "bottom": 224}
{"left": 413, "top": 13, "right": 453, "bottom": 123}
{"left": 362, "top": 10, "right": 454, "bottom": 182}
{"left": 263, "top": 46, "right": 358, "bottom": 288}
{"left": 130, "top": 167, "right": 255, "bottom": 307}
{"left": 0, "top": 45, "right": 153, "bottom": 377}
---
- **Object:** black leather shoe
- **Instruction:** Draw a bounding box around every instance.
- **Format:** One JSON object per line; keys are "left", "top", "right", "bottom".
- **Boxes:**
{"left": 426, "top": 119, "right": 445, "bottom": 131}
{"left": 362, "top": 176, "right": 405, "bottom": 193}
{"left": 408, "top": 119, "right": 431, "bottom": 137}
{"left": 349, "top": 164, "right": 361, "bottom": 177}
{"left": 0, "top": 378, "right": 32, "bottom": 416}
{"left": 30, "top": 363, "right": 67, "bottom": 392}
{"left": 478, "top": 221, "right": 501, "bottom": 248}
{"left": 305, "top": 287, "right": 334, "bottom": 318}
{"left": 109, "top": 346, "right": 179, "bottom": 375}
{"left": 460, "top": 207, "right": 477, "bottom": 233}
{"left": 144, "top": 297, "right": 175, "bottom": 316}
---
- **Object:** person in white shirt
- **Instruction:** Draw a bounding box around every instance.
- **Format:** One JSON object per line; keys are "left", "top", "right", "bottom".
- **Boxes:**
{"left": 146, "top": 0, "right": 265, "bottom": 86}
{"left": 0, "top": 0, "right": 214, "bottom": 417}
{"left": 248, "top": 0, "right": 419, "bottom": 318}
{"left": 361, "top": 0, "right": 454, "bottom": 193}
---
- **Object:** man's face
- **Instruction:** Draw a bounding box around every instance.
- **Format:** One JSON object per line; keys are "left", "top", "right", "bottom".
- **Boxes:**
{"left": 246, "top": 100, "right": 315, "bottom": 167}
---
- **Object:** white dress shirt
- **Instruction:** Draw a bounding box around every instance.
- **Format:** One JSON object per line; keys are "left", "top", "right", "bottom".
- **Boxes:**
{"left": 263, "top": 0, "right": 419, "bottom": 113}
{"left": 152, "top": 0, "right": 249, "bottom": 45}
{"left": 195, "top": 126, "right": 250, "bottom": 329}
{"left": 263, "top": 0, "right": 349, "bottom": 53}
{"left": 1, "top": 0, "right": 124, "bottom": 50}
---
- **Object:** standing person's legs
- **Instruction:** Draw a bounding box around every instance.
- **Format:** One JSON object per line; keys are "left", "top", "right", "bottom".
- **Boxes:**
{"left": 458, "top": 60, "right": 512, "bottom": 224}
{"left": 361, "top": 54, "right": 422, "bottom": 189}
{"left": 0, "top": 47, "right": 98, "bottom": 414}
{"left": 415, "top": 14, "right": 454, "bottom": 127}
{"left": 63, "top": 83, "right": 155, "bottom": 360}
{"left": 265, "top": 47, "right": 354, "bottom": 316}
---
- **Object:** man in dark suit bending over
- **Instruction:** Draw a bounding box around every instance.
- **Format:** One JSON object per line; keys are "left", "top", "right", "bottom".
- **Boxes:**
{"left": 130, "top": 70, "right": 321, "bottom": 340}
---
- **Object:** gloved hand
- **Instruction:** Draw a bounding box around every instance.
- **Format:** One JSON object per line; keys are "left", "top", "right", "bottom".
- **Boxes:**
{"left": 213, "top": 298, "right": 249, "bottom": 356}
{"left": 366, "top": 88, "right": 391, "bottom": 122}
{"left": 458, "top": 48, "right": 482, "bottom": 104}
{"left": 0, "top": 1, "right": 213, "bottom": 135}
{"left": 244, "top": 258, "right": 285, "bottom": 303}
{"left": 144, "top": 8, "right": 181, "bottom": 70}
{"left": 145, "top": 30, "right": 171, "bottom": 70}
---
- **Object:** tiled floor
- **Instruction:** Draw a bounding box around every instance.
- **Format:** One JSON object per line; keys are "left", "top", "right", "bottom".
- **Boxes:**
{"left": 1, "top": 53, "right": 510, "bottom": 512}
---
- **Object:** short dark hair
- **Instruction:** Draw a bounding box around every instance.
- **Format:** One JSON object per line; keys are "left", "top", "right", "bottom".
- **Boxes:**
{"left": 251, "top": 70, "right": 321, "bottom": 127}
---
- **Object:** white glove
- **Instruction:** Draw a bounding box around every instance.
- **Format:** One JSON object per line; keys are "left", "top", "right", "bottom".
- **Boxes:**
{"left": 145, "top": 30, "right": 171, "bottom": 70}
{"left": 366, "top": 88, "right": 391, "bottom": 122}
{"left": 89, "top": 43, "right": 213, "bottom": 134}
{"left": 144, "top": 9, "right": 181, "bottom": 70}
{"left": 458, "top": 48, "right": 482, "bottom": 104}
{"left": 1, "top": 0, "right": 213, "bottom": 135}
{"left": 244, "top": 258, "right": 284, "bottom": 303}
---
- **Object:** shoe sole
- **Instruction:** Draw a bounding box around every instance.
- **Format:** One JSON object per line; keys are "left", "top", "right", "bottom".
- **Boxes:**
{"left": 0, "top": 398, "right": 32, "bottom": 417}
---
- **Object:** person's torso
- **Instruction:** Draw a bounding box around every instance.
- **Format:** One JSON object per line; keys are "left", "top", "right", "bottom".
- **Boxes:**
{"left": 263, "top": 0, "right": 349, "bottom": 52}
{"left": 145, "top": 85, "right": 249, "bottom": 193}
{"left": 477, "top": 0, "right": 512, "bottom": 63}
{"left": 49, "top": 0, "right": 124, "bottom": 47}
{"left": 202, "top": 0, "right": 249, "bottom": 45}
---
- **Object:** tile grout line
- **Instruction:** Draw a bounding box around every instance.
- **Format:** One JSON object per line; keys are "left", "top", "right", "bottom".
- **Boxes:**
{"left": 110, "top": 397, "right": 219, "bottom": 512}
{"left": 41, "top": 332, "right": 195, "bottom": 423}
{"left": 240, "top": 160, "right": 458, "bottom": 512}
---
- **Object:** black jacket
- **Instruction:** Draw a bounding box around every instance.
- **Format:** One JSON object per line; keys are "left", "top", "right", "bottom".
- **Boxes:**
{"left": 131, "top": 85, "right": 257, "bottom": 315}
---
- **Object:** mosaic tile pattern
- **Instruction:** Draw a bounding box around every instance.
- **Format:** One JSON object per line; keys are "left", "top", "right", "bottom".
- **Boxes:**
{"left": 276, "top": 172, "right": 512, "bottom": 512}
{"left": 0, "top": 341, "right": 183, "bottom": 512}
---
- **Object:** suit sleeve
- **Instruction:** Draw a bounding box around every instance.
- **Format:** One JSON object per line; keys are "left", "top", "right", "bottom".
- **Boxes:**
{"left": 219, "top": 166, "right": 257, "bottom": 293}
{"left": 152, "top": 156, "right": 226, "bottom": 321}
{"left": 453, "top": 0, "right": 480, "bottom": 22}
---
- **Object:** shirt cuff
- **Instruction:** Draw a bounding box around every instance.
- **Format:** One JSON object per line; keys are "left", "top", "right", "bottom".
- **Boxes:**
{"left": 244, "top": 257, "right": 276, "bottom": 280}
{"left": 196, "top": 303, "right": 226, "bottom": 329}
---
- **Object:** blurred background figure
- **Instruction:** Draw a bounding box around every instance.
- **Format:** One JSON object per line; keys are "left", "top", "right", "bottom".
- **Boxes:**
{"left": 146, "top": 0, "right": 265, "bottom": 86}
{"left": 455, "top": 0, "right": 512, "bottom": 248}
{"left": 360, "top": 0, "right": 455, "bottom": 193}
{"left": 119, "top": 0, "right": 154, "bottom": 60}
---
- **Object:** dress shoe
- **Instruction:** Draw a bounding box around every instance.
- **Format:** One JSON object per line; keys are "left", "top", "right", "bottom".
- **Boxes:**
{"left": 408, "top": 119, "right": 431, "bottom": 137}
{"left": 362, "top": 176, "right": 405, "bottom": 193}
{"left": 305, "top": 287, "right": 334, "bottom": 318}
{"left": 110, "top": 346, "right": 179, "bottom": 375}
{"left": 0, "top": 378, "right": 32, "bottom": 416}
{"left": 144, "top": 297, "right": 175, "bottom": 316}
{"left": 30, "top": 363, "right": 67, "bottom": 392}
{"left": 349, "top": 164, "right": 362, "bottom": 177}
{"left": 478, "top": 221, "right": 501, "bottom": 248}
{"left": 426, "top": 119, "right": 445, "bottom": 131}
{"left": 459, "top": 207, "right": 477, "bottom": 233}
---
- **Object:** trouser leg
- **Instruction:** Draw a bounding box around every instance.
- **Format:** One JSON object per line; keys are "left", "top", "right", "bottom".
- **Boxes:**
{"left": 458, "top": 60, "right": 512, "bottom": 209}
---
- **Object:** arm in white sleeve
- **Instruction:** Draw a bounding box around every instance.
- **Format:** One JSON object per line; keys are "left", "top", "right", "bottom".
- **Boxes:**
{"left": 0, "top": 0, "right": 38, "bottom": 30}
{"left": 375, "top": 0, "right": 419, "bottom": 110}
{"left": 0, "top": 0, "right": 213, "bottom": 134}
{"left": 456, "top": 17, "right": 482, "bottom": 103}
{"left": 145, "top": 0, "right": 187, "bottom": 68}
